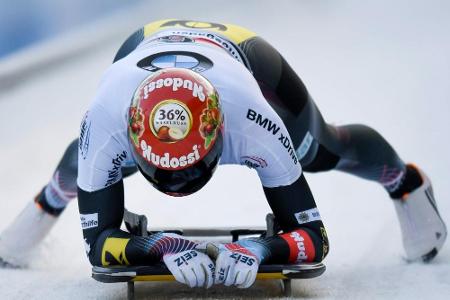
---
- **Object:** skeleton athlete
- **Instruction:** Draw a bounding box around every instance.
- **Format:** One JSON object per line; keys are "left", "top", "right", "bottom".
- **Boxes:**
{"left": 0, "top": 19, "right": 446, "bottom": 288}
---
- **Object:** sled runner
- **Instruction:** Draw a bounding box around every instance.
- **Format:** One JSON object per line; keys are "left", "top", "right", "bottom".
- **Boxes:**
{"left": 91, "top": 211, "right": 326, "bottom": 299}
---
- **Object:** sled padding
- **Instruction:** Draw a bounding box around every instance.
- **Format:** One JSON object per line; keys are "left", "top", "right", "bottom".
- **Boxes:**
{"left": 92, "top": 262, "right": 325, "bottom": 283}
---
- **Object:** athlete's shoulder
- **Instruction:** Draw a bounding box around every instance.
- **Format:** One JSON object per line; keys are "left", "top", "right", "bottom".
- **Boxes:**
{"left": 77, "top": 102, "right": 134, "bottom": 192}
{"left": 218, "top": 78, "right": 301, "bottom": 187}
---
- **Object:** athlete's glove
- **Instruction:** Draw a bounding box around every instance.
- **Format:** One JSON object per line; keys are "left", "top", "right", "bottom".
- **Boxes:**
{"left": 163, "top": 244, "right": 215, "bottom": 288}
{"left": 207, "top": 243, "right": 260, "bottom": 288}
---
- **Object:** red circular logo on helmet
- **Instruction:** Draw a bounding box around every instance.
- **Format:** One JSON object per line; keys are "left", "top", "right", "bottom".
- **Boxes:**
{"left": 128, "top": 68, "right": 222, "bottom": 171}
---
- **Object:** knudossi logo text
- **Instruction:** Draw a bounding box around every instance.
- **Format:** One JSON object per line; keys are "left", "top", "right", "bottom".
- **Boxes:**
{"left": 142, "top": 77, "right": 205, "bottom": 101}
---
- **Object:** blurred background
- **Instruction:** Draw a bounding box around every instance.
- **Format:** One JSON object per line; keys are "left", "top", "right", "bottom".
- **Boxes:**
{"left": 0, "top": 1, "right": 449, "bottom": 299}
{"left": 0, "top": 0, "right": 146, "bottom": 58}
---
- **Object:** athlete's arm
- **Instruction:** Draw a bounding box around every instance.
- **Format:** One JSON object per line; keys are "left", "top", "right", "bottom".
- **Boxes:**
{"left": 219, "top": 79, "right": 328, "bottom": 264}
{"left": 219, "top": 174, "right": 328, "bottom": 266}
{"left": 261, "top": 174, "right": 329, "bottom": 263}
{"left": 78, "top": 181, "right": 198, "bottom": 266}
{"left": 211, "top": 173, "right": 327, "bottom": 288}
{"left": 78, "top": 182, "right": 216, "bottom": 288}
{"left": 76, "top": 70, "right": 202, "bottom": 268}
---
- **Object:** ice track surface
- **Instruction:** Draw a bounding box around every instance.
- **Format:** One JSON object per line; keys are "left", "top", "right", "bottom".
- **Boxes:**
{"left": 1, "top": 1, "right": 450, "bottom": 299}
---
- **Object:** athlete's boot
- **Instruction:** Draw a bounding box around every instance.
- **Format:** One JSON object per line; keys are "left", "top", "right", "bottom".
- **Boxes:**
{"left": 393, "top": 165, "right": 447, "bottom": 262}
{"left": 0, "top": 189, "right": 59, "bottom": 268}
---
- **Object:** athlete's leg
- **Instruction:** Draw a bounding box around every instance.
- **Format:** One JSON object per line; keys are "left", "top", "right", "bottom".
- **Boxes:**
{"left": 35, "top": 139, "right": 78, "bottom": 215}
{"left": 0, "top": 30, "right": 145, "bottom": 266}
{"left": 37, "top": 26, "right": 146, "bottom": 211}
{"left": 0, "top": 139, "right": 77, "bottom": 266}
{"left": 239, "top": 36, "right": 446, "bottom": 261}
{"left": 240, "top": 36, "right": 410, "bottom": 193}
{"left": 295, "top": 101, "right": 414, "bottom": 197}
{"left": 0, "top": 138, "right": 137, "bottom": 266}
{"left": 37, "top": 139, "right": 137, "bottom": 215}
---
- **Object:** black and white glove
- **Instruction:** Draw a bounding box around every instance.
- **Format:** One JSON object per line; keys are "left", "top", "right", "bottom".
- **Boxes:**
{"left": 163, "top": 246, "right": 215, "bottom": 288}
{"left": 208, "top": 243, "right": 260, "bottom": 288}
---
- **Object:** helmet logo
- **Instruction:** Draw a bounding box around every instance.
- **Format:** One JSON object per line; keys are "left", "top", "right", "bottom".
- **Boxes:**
{"left": 152, "top": 54, "right": 198, "bottom": 69}
{"left": 141, "top": 139, "right": 201, "bottom": 169}
{"left": 143, "top": 77, "right": 205, "bottom": 102}
{"left": 129, "top": 68, "right": 223, "bottom": 171}
{"left": 137, "top": 51, "right": 213, "bottom": 73}
{"left": 150, "top": 100, "right": 192, "bottom": 143}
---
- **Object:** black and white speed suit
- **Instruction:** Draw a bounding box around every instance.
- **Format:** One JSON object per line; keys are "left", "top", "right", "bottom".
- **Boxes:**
{"left": 36, "top": 19, "right": 417, "bottom": 267}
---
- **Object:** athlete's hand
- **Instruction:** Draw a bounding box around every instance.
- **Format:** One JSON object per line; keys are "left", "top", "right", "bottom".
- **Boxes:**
{"left": 163, "top": 248, "right": 215, "bottom": 288}
{"left": 207, "top": 243, "right": 260, "bottom": 288}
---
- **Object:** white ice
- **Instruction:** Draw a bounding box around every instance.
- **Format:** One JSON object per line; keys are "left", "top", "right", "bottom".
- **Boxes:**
{"left": 0, "top": 0, "right": 449, "bottom": 299}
